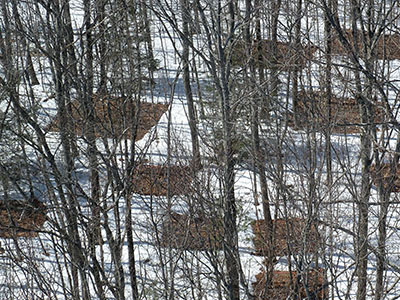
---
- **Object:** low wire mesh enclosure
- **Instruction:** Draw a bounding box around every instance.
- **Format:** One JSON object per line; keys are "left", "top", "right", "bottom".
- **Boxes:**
{"left": 370, "top": 163, "right": 400, "bottom": 192}
{"left": 132, "top": 164, "right": 195, "bottom": 196}
{"left": 251, "top": 218, "right": 321, "bottom": 257}
{"left": 289, "top": 91, "right": 386, "bottom": 134}
{"left": 331, "top": 29, "right": 400, "bottom": 60}
{"left": 0, "top": 198, "right": 46, "bottom": 238}
{"left": 160, "top": 212, "right": 224, "bottom": 251}
{"left": 252, "top": 268, "right": 328, "bottom": 300}
{"left": 47, "top": 95, "right": 169, "bottom": 140}
{"left": 232, "top": 39, "right": 317, "bottom": 71}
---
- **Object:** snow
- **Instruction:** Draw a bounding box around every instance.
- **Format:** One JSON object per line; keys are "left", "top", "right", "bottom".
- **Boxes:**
{"left": 2, "top": 1, "right": 400, "bottom": 299}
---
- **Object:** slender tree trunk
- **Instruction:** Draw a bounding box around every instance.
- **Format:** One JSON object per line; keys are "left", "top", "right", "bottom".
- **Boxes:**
{"left": 268, "top": 0, "right": 281, "bottom": 121}
{"left": 356, "top": 95, "right": 371, "bottom": 300}
{"left": 8, "top": 1, "right": 39, "bottom": 86}
{"left": 180, "top": 0, "right": 201, "bottom": 168}
{"left": 324, "top": 1, "right": 336, "bottom": 298}
{"left": 82, "top": 3, "right": 103, "bottom": 298}
{"left": 124, "top": 3, "right": 141, "bottom": 298}
{"left": 292, "top": 0, "right": 302, "bottom": 127}
{"left": 374, "top": 151, "right": 388, "bottom": 300}
{"left": 52, "top": 2, "right": 88, "bottom": 298}
{"left": 141, "top": 0, "right": 155, "bottom": 84}
{"left": 83, "top": 0, "right": 101, "bottom": 247}
{"left": 125, "top": 150, "right": 139, "bottom": 300}
{"left": 61, "top": 0, "right": 79, "bottom": 158}
{"left": 96, "top": 0, "right": 107, "bottom": 94}
{"left": 374, "top": 134, "right": 400, "bottom": 300}
{"left": 211, "top": 1, "right": 240, "bottom": 298}
{"left": 350, "top": 4, "right": 372, "bottom": 299}
{"left": 324, "top": 0, "right": 334, "bottom": 196}
{"left": 368, "top": 3, "right": 390, "bottom": 300}
{"left": 245, "top": 0, "right": 274, "bottom": 293}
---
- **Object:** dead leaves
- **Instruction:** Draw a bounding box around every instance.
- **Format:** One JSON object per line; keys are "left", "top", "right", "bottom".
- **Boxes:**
{"left": 47, "top": 95, "right": 168, "bottom": 141}
{"left": 0, "top": 198, "right": 47, "bottom": 238}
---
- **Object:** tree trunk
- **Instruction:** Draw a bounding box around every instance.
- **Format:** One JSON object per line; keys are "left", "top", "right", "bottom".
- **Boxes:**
{"left": 96, "top": 0, "right": 107, "bottom": 94}
{"left": 216, "top": 1, "right": 240, "bottom": 298}
{"left": 374, "top": 135, "right": 400, "bottom": 300}
{"left": 82, "top": 2, "right": 103, "bottom": 298}
{"left": 324, "top": 1, "right": 335, "bottom": 298}
{"left": 268, "top": 0, "right": 281, "bottom": 121}
{"left": 53, "top": 1, "right": 88, "bottom": 298}
{"left": 83, "top": 0, "right": 101, "bottom": 247}
{"left": 180, "top": 0, "right": 201, "bottom": 169}
{"left": 245, "top": 0, "right": 274, "bottom": 293}
{"left": 123, "top": 3, "right": 142, "bottom": 298}
{"left": 350, "top": 7, "right": 371, "bottom": 300}
{"left": 292, "top": 0, "right": 302, "bottom": 127}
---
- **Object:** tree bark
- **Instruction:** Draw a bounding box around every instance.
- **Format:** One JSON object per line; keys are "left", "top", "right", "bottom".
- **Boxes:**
{"left": 180, "top": 0, "right": 201, "bottom": 169}
{"left": 350, "top": 4, "right": 371, "bottom": 299}
{"left": 292, "top": 0, "right": 302, "bottom": 127}
{"left": 244, "top": 0, "right": 274, "bottom": 293}
{"left": 268, "top": 0, "right": 281, "bottom": 121}
{"left": 217, "top": 1, "right": 240, "bottom": 298}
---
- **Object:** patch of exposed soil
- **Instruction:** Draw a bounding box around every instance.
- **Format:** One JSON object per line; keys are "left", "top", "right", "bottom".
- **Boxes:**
{"left": 232, "top": 39, "right": 317, "bottom": 71}
{"left": 289, "top": 90, "right": 386, "bottom": 134}
{"left": 160, "top": 212, "right": 224, "bottom": 251}
{"left": 0, "top": 198, "right": 46, "bottom": 238}
{"left": 332, "top": 29, "right": 400, "bottom": 60}
{"left": 132, "top": 164, "right": 194, "bottom": 196}
{"left": 370, "top": 163, "right": 400, "bottom": 192}
{"left": 47, "top": 95, "right": 169, "bottom": 140}
{"left": 252, "top": 268, "right": 328, "bottom": 300}
{"left": 251, "top": 218, "right": 320, "bottom": 257}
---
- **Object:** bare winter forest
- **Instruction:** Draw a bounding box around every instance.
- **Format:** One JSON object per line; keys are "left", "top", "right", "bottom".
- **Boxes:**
{"left": 1, "top": 0, "right": 400, "bottom": 299}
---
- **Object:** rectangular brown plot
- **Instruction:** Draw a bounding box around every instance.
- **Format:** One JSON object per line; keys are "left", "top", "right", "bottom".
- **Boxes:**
{"left": 251, "top": 218, "right": 320, "bottom": 257}
{"left": 46, "top": 95, "right": 169, "bottom": 141}
{"left": 160, "top": 212, "right": 224, "bottom": 251}
{"left": 290, "top": 91, "right": 386, "bottom": 134}
{"left": 231, "top": 39, "right": 317, "bottom": 71}
{"left": 370, "top": 163, "right": 400, "bottom": 192}
{"left": 132, "top": 164, "right": 193, "bottom": 196}
{"left": 252, "top": 268, "right": 328, "bottom": 300}
{"left": 0, "top": 198, "right": 47, "bottom": 238}
{"left": 332, "top": 29, "right": 400, "bottom": 60}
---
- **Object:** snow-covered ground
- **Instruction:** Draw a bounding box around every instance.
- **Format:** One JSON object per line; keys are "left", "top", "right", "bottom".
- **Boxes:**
{"left": 2, "top": 1, "right": 400, "bottom": 299}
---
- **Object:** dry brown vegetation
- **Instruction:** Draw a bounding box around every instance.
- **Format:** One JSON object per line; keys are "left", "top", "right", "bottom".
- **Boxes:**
{"left": 160, "top": 212, "right": 224, "bottom": 251}
{"left": 251, "top": 218, "right": 320, "bottom": 257}
{"left": 232, "top": 39, "right": 317, "bottom": 71}
{"left": 132, "top": 164, "right": 194, "bottom": 196}
{"left": 0, "top": 198, "right": 46, "bottom": 238}
{"left": 370, "top": 163, "right": 400, "bottom": 192}
{"left": 289, "top": 90, "right": 386, "bottom": 133}
{"left": 331, "top": 29, "right": 400, "bottom": 60}
{"left": 252, "top": 268, "right": 328, "bottom": 300}
{"left": 47, "top": 95, "right": 169, "bottom": 140}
